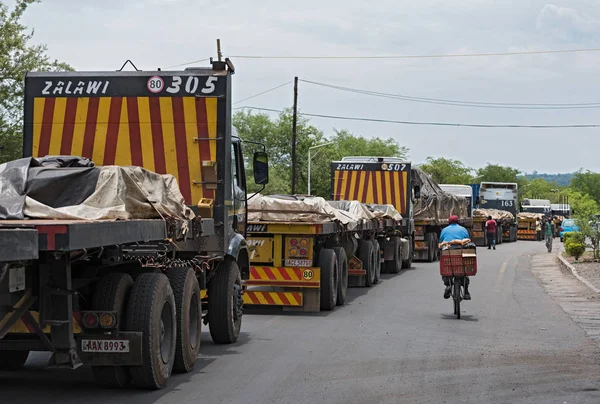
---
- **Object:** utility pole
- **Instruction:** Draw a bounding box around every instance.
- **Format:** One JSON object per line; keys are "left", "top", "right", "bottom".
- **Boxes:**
{"left": 291, "top": 76, "right": 298, "bottom": 194}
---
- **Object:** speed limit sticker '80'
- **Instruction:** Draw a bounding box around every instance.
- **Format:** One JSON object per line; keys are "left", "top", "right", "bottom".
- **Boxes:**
{"left": 147, "top": 76, "right": 164, "bottom": 93}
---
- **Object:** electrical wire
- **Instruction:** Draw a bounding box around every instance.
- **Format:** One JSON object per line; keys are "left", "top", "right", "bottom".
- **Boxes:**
{"left": 299, "top": 79, "right": 600, "bottom": 110}
{"left": 234, "top": 106, "right": 600, "bottom": 128}
{"left": 164, "top": 57, "right": 212, "bottom": 69}
{"left": 228, "top": 47, "right": 600, "bottom": 60}
{"left": 233, "top": 81, "right": 293, "bottom": 105}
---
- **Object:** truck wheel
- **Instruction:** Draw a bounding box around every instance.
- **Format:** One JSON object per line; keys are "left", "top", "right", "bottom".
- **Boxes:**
{"left": 385, "top": 236, "right": 402, "bottom": 274}
{"left": 332, "top": 247, "right": 348, "bottom": 306}
{"left": 359, "top": 240, "right": 376, "bottom": 287}
{"left": 0, "top": 351, "right": 29, "bottom": 370}
{"left": 208, "top": 259, "right": 243, "bottom": 344}
{"left": 319, "top": 249, "right": 338, "bottom": 310}
{"left": 127, "top": 273, "right": 176, "bottom": 390}
{"left": 402, "top": 237, "right": 413, "bottom": 269}
{"left": 92, "top": 273, "right": 134, "bottom": 388}
{"left": 166, "top": 267, "right": 201, "bottom": 373}
{"left": 372, "top": 240, "right": 381, "bottom": 284}
{"left": 425, "top": 233, "right": 435, "bottom": 263}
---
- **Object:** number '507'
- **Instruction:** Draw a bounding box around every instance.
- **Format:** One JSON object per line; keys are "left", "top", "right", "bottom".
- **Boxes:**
{"left": 166, "top": 76, "right": 217, "bottom": 95}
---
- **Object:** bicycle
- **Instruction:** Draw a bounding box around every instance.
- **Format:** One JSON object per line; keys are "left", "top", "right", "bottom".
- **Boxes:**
{"left": 450, "top": 276, "right": 465, "bottom": 319}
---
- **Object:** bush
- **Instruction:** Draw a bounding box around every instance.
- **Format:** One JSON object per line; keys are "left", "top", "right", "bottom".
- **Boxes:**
{"left": 564, "top": 232, "right": 584, "bottom": 246}
{"left": 566, "top": 242, "right": 586, "bottom": 260}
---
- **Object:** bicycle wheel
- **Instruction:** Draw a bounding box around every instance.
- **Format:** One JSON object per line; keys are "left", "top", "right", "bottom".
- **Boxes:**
{"left": 453, "top": 279, "right": 461, "bottom": 319}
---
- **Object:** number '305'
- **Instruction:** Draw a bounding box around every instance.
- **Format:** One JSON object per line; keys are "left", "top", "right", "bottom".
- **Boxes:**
{"left": 166, "top": 76, "right": 217, "bottom": 95}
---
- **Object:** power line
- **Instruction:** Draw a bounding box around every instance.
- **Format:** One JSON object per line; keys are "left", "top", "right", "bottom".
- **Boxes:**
{"left": 164, "top": 57, "right": 212, "bottom": 69}
{"left": 234, "top": 106, "right": 600, "bottom": 128}
{"left": 300, "top": 79, "right": 600, "bottom": 110}
{"left": 233, "top": 81, "right": 292, "bottom": 105}
{"left": 229, "top": 47, "right": 600, "bottom": 60}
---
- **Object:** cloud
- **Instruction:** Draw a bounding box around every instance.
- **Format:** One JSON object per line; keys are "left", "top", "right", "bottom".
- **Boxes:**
{"left": 536, "top": 4, "right": 600, "bottom": 42}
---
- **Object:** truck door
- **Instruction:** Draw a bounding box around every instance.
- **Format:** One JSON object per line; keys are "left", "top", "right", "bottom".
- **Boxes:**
{"left": 231, "top": 140, "right": 247, "bottom": 235}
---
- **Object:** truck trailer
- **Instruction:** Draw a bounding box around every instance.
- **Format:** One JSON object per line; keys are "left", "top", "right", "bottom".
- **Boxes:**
{"left": 0, "top": 60, "right": 269, "bottom": 389}
{"left": 478, "top": 182, "right": 519, "bottom": 242}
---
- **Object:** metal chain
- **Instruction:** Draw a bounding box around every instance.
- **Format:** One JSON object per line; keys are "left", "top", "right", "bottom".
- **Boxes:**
{"left": 123, "top": 254, "right": 206, "bottom": 273}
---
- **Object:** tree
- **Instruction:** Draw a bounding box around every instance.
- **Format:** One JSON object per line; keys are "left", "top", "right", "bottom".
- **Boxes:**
{"left": 570, "top": 170, "right": 600, "bottom": 205}
{"left": 233, "top": 111, "right": 409, "bottom": 198}
{"left": 419, "top": 157, "right": 473, "bottom": 185}
{"left": 0, "top": 0, "right": 73, "bottom": 163}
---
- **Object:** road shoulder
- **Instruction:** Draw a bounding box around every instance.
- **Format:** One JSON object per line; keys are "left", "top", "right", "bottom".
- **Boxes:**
{"left": 530, "top": 250, "right": 600, "bottom": 348}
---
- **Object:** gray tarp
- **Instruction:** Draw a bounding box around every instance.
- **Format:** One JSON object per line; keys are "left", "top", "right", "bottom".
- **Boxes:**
{"left": 366, "top": 204, "right": 403, "bottom": 221}
{"left": 412, "top": 168, "right": 469, "bottom": 224}
{"left": 0, "top": 156, "right": 194, "bottom": 222}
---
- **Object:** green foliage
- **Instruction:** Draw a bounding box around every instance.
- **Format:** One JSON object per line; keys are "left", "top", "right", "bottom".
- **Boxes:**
{"left": 418, "top": 157, "right": 473, "bottom": 184}
{"left": 525, "top": 171, "right": 574, "bottom": 187}
{"left": 565, "top": 241, "right": 586, "bottom": 260}
{"left": 0, "top": 0, "right": 73, "bottom": 163}
{"left": 570, "top": 170, "right": 600, "bottom": 206}
{"left": 234, "top": 110, "right": 408, "bottom": 198}
{"left": 565, "top": 189, "right": 598, "bottom": 219}
{"left": 564, "top": 231, "right": 584, "bottom": 246}
{"left": 475, "top": 164, "right": 522, "bottom": 184}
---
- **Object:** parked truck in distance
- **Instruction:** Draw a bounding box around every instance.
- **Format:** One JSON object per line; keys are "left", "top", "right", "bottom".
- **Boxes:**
{"left": 331, "top": 157, "right": 418, "bottom": 269}
{"left": 440, "top": 184, "right": 474, "bottom": 217}
{"left": 0, "top": 60, "right": 269, "bottom": 389}
{"left": 478, "top": 182, "right": 519, "bottom": 242}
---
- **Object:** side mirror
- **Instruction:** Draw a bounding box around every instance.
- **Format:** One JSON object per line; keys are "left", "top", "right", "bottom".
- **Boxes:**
{"left": 414, "top": 185, "right": 421, "bottom": 199}
{"left": 253, "top": 151, "right": 269, "bottom": 185}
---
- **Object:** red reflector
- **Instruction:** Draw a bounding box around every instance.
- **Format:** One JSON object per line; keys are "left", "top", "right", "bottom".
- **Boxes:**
{"left": 300, "top": 248, "right": 307, "bottom": 256}
{"left": 290, "top": 239, "right": 298, "bottom": 246}
{"left": 83, "top": 312, "right": 98, "bottom": 328}
{"left": 560, "top": 227, "right": 564, "bottom": 232}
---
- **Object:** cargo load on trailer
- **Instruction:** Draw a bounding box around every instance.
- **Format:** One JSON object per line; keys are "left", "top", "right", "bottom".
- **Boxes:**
{"left": 0, "top": 60, "right": 270, "bottom": 390}
{"left": 245, "top": 195, "right": 406, "bottom": 312}
{"left": 471, "top": 208, "right": 515, "bottom": 246}
{"left": 412, "top": 169, "right": 471, "bottom": 263}
{"left": 517, "top": 212, "right": 545, "bottom": 240}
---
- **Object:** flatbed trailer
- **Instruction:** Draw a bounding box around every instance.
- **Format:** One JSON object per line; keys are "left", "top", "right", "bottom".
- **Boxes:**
{"left": 0, "top": 59, "right": 270, "bottom": 390}
{"left": 245, "top": 199, "right": 407, "bottom": 312}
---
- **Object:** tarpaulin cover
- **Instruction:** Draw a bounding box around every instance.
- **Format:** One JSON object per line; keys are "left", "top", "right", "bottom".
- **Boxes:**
{"left": 473, "top": 208, "right": 515, "bottom": 221}
{"left": 517, "top": 212, "right": 545, "bottom": 220}
{"left": 248, "top": 194, "right": 360, "bottom": 229}
{"left": 412, "top": 168, "right": 469, "bottom": 224}
{"left": 0, "top": 157, "right": 194, "bottom": 222}
{"left": 366, "top": 204, "right": 403, "bottom": 221}
{"left": 327, "top": 200, "right": 375, "bottom": 222}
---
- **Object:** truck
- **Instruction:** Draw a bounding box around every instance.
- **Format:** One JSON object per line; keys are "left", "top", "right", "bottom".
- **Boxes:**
{"left": 0, "top": 60, "right": 269, "bottom": 389}
{"left": 521, "top": 198, "right": 552, "bottom": 217}
{"left": 478, "top": 182, "right": 519, "bottom": 242}
{"left": 440, "top": 184, "right": 474, "bottom": 217}
{"left": 331, "top": 157, "right": 419, "bottom": 268}
{"left": 244, "top": 196, "right": 404, "bottom": 312}
{"left": 411, "top": 171, "right": 471, "bottom": 263}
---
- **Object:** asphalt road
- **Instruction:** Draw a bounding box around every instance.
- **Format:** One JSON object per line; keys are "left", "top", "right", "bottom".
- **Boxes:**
{"left": 2, "top": 240, "right": 600, "bottom": 404}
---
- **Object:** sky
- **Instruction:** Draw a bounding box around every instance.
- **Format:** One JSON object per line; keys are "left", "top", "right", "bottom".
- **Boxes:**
{"left": 12, "top": 0, "right": 600, "bottom": 174}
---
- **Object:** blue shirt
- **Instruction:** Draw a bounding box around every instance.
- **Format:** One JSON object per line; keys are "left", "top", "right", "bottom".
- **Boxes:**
{"left": 439, "top": 223, "right": 470, "bottom": 243}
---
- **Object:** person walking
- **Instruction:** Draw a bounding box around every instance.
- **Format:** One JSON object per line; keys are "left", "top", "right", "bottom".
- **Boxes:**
{"left": 485, "top": 215, "right": 497, "bottom": 250}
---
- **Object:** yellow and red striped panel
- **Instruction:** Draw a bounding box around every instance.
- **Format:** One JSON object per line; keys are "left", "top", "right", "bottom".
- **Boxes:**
{"left": 243, "top": 291, "right": 303, "bottom": 306}
{"left": 332, "top": 170, "right": 408, "bottom": 214}
{"left": 247, "top": 266, "right": 320, "bottom": 288}
{"left": 31, "top": 96, "right": 218, "bottom": 206}
{"left": 7, "top": 311, "right": 82, "bottom": 334}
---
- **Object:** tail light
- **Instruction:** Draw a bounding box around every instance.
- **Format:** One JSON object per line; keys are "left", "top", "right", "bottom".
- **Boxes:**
{"left": 288, "top": 237, "right": 310, "bottom": 257}
{"left": 82, "top": 311, "right": 117, "bottom": 329}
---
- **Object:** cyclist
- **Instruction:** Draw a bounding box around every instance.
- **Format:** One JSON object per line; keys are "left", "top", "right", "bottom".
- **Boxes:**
{"left": 439, "top": 215, "right": 471, "bottom": 300}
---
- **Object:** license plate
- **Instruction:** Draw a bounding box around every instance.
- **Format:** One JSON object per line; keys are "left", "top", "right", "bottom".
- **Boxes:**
{"left": 81, "top": 339, "right": 130, "bottom": 353}
{"left": 285, "top": 259, "right": 312, "bottom": 267}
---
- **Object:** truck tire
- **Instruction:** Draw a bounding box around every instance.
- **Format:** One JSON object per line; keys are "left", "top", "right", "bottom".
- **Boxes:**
{"left": 333, "top": 247, "right": 348, "bottom": 306}
{"left": 402, "top": 237, "right": 413, "bottom": 269}
{"left": 126, "top": 273, "right": 176, "bottom": 390}
{"left": 359, "top": 240, "right": 376, "bottom": 287}
{"left": 385, "top": 236, "right": 402, "bottom": 274}
{"left": 166, "top": 267, "right": 201, "bottom": 373}
{"left": 425, "top": 233, "right": 435, "bottom": 263}
{"left": 208, "top": 259, "right": 243, "bottom": 344}
{"left": 0, "top": 351, "right": 29, "bottom": 370}
{"left": 371, "top": 239, "right": 381, "bottom": 284}
{"left": 91, "top": 273, "right": 134, "bottom": 388}
{"left": 319, "top": 249, "right": 338, "bottom": 310}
